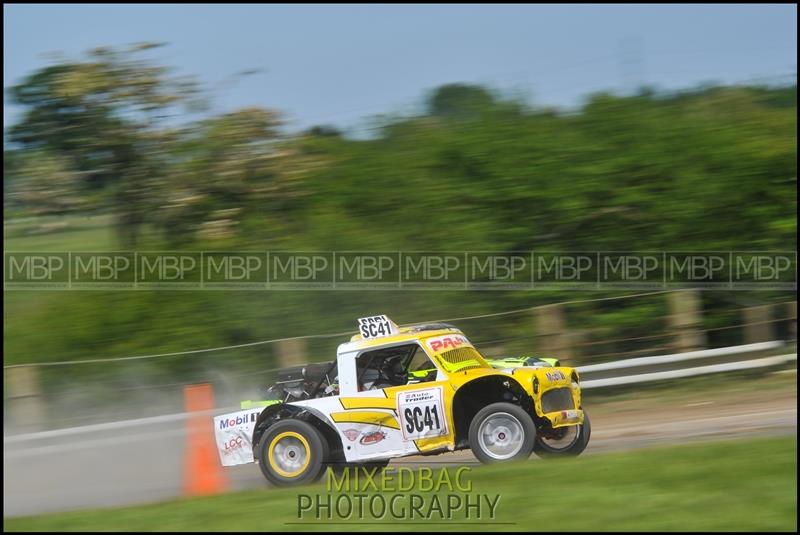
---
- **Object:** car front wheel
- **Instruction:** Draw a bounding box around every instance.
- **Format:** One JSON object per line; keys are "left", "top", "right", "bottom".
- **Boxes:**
{"left": 468, "top": 402, "right": 537, "bottom": 464}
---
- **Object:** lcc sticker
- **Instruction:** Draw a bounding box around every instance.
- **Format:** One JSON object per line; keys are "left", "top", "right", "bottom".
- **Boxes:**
{"left": 397, "top": 386, "right": 447, "bottom": 440}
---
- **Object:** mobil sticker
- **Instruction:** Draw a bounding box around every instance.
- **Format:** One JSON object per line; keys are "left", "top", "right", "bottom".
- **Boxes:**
{"left": 218, "top": 411, "right": 259, "bottom": 430}
{"left": 426, "top": 334, "right": 471, "bottom": 353}
{"left": 545, "top": 370, "right": 566, "bottom": 382}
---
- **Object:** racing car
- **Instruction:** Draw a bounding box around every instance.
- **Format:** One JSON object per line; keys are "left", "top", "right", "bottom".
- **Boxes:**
{"left": 215, "top": 315, "right": 590, "bottom": 486}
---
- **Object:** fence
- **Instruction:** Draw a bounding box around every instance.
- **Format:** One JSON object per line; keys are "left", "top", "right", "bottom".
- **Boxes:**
{"left": 3, "top": 290, "right": 797, "bottom": 432}
{"left": 4, "top": 340, "right": 795, "bottom": 444}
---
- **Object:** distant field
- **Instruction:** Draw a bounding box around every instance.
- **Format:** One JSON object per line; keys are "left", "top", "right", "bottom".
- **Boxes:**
{"left": 4, "top": 436, "right": 796, "bottom": 532}
{"left": 4, "top": 214, "right": 115, "bottom": 252}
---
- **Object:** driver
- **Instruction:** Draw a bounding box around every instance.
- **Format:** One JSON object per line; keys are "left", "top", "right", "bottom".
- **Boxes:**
{"left": 360, "top": 355, "right": 407, "bottom": 390}
{"left": 377, "top": 355, "right": 407, "bottom": 387}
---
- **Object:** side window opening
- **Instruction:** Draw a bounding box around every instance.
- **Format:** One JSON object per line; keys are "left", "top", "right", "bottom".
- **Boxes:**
{"left": 356, "top": 343, "right": 438, "bottom": 391}
{"left": 406, "top": 346, "right": 439, "bottom": 384}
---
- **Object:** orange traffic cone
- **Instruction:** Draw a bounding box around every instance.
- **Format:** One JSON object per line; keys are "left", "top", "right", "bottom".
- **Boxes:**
{"left": 183, "top": 383, "right": 228, "bottom": 496}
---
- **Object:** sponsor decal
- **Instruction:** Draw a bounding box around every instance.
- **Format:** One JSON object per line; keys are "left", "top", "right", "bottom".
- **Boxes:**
{"left": 397, "top": 386, "right": 448, "bottom": 440}
{"left": 359, "top": 431, "right": 387, "bottom": 445}
{"left": 343, "top": 429, "right": 360, "bottom": 442}
{"left": 428, "top": 335, "right": 469, "bottom": 353}
{"left": 218, "top": 412, "right": 258, "bottom": 430}
{"left": 213, "top": 409, "right": 263, "bottom": 467}
{"left": 223, "top": 436, "right": 244, "bottom": 455}
{"left": 402, "top": 390, "right": 435, "bottom": 403}
{"left": 545, "top": 370, "right": 565, "bottom": 382}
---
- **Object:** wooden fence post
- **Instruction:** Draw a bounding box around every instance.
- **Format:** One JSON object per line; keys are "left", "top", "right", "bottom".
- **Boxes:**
{"left": 667, "top": 290, "right": 706, "bottom": 352}
{"left": 533, "top": 304, "right": 573, "bottom": 360}
{"left": 786, "top": 301, "right": 797, "bottom": 342}
{"left": 7, "top": 366, "right": 45, "bottom": 433}
{"left": 275, "top": 338, "right": 307, "bottom": 368}
{"left": 742, "top": 305, "right": 775, "bottom": 344}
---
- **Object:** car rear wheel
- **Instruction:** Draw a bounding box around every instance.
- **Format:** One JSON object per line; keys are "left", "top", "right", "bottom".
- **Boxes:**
{"left": 468, "top": 402, "right": 537, "bottom": 464}
{"left": 533, "top": 410, "right": 591, "bottom": 458}
{"left": 257, "top": 419, "right": 327, "bottom": 486}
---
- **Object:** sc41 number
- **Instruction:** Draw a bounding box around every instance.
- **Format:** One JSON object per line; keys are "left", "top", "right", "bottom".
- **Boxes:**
{"left": 404, "top": 405, "right": 441, "bottom": 435}
{"left": 397, "top": 387, "right": 447, "bottom": 440}
{"left": 358, "top": 315, "right": 397, "bottom": 339}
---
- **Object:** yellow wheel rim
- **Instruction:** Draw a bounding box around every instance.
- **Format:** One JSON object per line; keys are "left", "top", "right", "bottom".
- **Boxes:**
{"left": 268, "top": 431, "right": 311, "bottom": 478}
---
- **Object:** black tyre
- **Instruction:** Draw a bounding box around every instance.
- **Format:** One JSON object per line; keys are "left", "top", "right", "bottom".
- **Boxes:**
{"left": 468, "top": 402, "right": 537, "bottom": 464}
{"left": 257, "top": 419, "right": 328, "bottom": 486}
{"left": 532, "top": 410, "right": 591, "bottom": 458}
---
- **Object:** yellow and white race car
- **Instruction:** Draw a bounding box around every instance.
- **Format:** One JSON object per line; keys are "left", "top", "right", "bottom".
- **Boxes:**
{"left": 214, "top": 315, "right": 590, "bottom": 486}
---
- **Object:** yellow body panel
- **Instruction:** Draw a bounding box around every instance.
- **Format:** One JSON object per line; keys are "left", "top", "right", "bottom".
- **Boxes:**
{"left": 339, "top": 397, "right": 397, "bottom": 411}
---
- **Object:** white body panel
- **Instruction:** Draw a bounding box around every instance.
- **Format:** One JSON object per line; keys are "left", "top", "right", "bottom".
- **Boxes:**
{"left": 294, "top": 393, "right": 418, "bottom": 462}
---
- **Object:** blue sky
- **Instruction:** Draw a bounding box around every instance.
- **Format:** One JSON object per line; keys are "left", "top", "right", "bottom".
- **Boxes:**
{"left": 3, "top": 4, "right": 797, "bottom": 133}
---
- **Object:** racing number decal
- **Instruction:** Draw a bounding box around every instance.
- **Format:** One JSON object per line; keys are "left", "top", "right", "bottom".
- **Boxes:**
{"left": 397, "top": 387, "right": 447, "bottom": 440}
{"left": 358, "top": 315, "right": 398, "bottom": 339}
{"left": 404, "top": 404, "right": 441, "bottom": 434}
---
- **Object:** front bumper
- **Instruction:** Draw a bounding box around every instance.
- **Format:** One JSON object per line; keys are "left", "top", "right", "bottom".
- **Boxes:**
{"left": 543, "top": 408, "right": 584, "bottom": 428}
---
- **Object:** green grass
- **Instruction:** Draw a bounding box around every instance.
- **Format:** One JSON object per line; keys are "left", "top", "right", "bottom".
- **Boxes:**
{"left": 4, "top": 436, "right": 797, "bottom": 532}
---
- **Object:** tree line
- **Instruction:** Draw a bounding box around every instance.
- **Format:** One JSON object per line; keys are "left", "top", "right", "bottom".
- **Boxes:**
{"left": 4, "top": 43, "right": 796, "bottom": 254}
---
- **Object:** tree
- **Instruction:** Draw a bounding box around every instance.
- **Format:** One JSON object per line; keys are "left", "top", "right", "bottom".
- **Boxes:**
{"left": 7, "top": 151, "right": 86, "bottom": 216}
{"left": 154, "top": 107, "right": 320, "bottom": 244}
{"left": 7, "top": 43, "right": 200, "bottom": 246}
{"left": 426, "top": 83, "right": 495, "bottom": 119}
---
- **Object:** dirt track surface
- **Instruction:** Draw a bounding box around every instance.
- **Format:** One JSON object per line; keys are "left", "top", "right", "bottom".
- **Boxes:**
{"left": 4, "top": 373, "right": 797, "bottom": 518}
